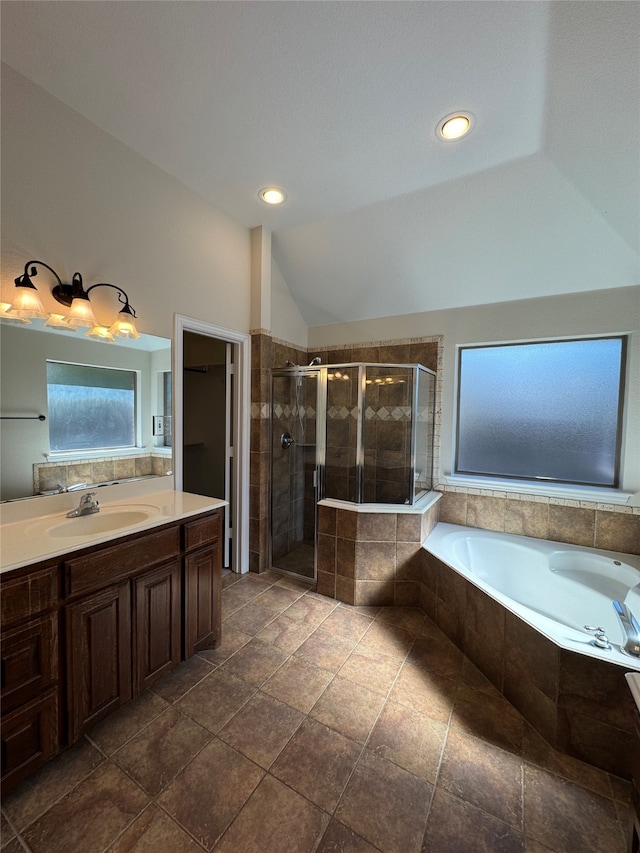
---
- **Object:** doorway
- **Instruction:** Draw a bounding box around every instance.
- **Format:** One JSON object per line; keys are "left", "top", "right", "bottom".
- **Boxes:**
{"left": 173, "top": 316, "right": 251, "bottom": 574}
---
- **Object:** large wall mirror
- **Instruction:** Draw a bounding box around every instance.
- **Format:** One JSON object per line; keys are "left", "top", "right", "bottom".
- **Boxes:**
{"left": 0, "top": 319, "right": 171, "bottom": 502}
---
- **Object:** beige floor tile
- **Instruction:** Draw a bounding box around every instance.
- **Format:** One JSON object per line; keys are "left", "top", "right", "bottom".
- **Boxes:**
{"left": 368, "top": 700, "right": 447, "bottom": 783}
{"left": 262, "top": 655, "right": 334, "bottom": 713}
{"left": 271, "top": 717, "right": 362, "bottom": 813}
{"left": 339, "top": 645, "right": 403, "bottom": 696}
{"left": 423, "top": 788, "right": 524, "bottom": 853}
{"left": 157, "top": 738, "right": 263, "bottom": 851}
{"left": 295, "top": 626, "right": 358, "bottom": 671}
{"left": 218, "top": 691, "right": 304, "bottom": 769}
{"left": 109, "top": 804, "right": 204, "bottom": 852}
{"left": 220, "top": 636, "right": 289, "bottom": 686}
{"left": 176, "top": 669, "right": 255, "bottom": 733}
{"left": 310, "top": 675, "right": 385, "bottom": 743}
{"left": 87, "top": 691, "right": 170, "bottom": 756}
{"left": 336, "top": 749, "right": 432, "bottom": 853}
{"left": 113, "top": 707, "right": 212, "bottom": 796}
{"left": 22, "top": 762, "right": 149, "bottom": 853}
{"left": 214, "top": 775, "right": 329, "bottom": 853}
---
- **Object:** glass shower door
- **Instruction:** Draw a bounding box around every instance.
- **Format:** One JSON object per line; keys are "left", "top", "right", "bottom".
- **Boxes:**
{"left": 270, "top": 371, "right": 318, "bottom": 579}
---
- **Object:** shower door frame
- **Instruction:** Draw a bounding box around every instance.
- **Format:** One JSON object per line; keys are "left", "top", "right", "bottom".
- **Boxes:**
{"left": 269, "top": 366, "right": 326, "bottom": 582}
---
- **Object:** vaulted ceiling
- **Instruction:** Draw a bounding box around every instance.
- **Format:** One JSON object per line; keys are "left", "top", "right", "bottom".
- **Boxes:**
{"left": 2, "top": 1, "right": 638, "bottom": 326}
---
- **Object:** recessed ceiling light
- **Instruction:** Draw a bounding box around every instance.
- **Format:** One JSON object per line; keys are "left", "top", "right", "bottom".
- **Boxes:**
{"left": 259, "top": 187, "right": 287, "bottom": 205}
{"left": 437, "top": 112, "right": 473, "bottom": 141}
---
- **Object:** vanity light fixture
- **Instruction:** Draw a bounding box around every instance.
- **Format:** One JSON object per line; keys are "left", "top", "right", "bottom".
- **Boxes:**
{"left": 259, "top": 187, "right": 287, "bottom": 205}
{"left": 7, "top": 260, "right": 140, "bottom": 340}
{"left": 0, "top": 302, "right": 30, "bottom": 323}
{"left": 437, "top": 112, "right": 473, "bottom": 141}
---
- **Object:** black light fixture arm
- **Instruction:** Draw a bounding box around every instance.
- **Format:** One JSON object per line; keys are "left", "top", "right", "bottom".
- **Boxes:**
{"left": 15, "top": 260, "right": 64, "bottom": 290}
{"left": 86, "top": 283, "right": 137, "bottom": 317}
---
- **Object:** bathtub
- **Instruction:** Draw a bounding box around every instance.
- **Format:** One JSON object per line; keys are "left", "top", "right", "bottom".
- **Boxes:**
{"left": 425, "top": 522, "right": 640, "bottom": 671}
{"left": 423, "top": 522, "right": 640, "bottom": 776}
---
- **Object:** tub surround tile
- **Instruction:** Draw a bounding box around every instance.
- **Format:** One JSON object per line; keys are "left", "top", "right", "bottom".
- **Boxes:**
{"left": 336, "top": 575, "right": 356, "bottom": 605}
{"left": 522, "top": 722, "right": 612, "bottom": 799}
{"left": 466, "top": 495, "right": 505, "bottom": 531}
{"left": 396, "top": 542, "right": 422, "bottom": 581}
{"left": 461, "top": 623, "right": 504, "bottom": 692}
{"left": 504, "top": 614, "right": 559, "bottom": 701}
{"left": 503, "top": 658, "right": 560, "bottom": 749}
{"left": 355, "top": 580, "right": 395, "bottom": 607}
{"left": 560, "top": 709, "right": 633, "bottom": 779}
{"left": 354, "top": 541, "right": 396, "bottom": 581}
{"left": 558, "top": 650, "right": 634, "bottom": 732}
{"left": 548, "top": 505, "right": 596, "bottom": 547}
{"left": 504, "top": 499, "right": 550, "bottom": 539}
{"left": 451, "top": 685, "right": 523, "bottom": 755}
{"left": 438, "top": 491, "right": 468, "bottom": 526}
{"left": 595, "top": 510, "right": 640, "bottom": 554}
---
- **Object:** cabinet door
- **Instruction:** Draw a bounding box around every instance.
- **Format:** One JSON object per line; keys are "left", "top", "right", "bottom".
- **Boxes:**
{"left": 133, "top": 560, "right": 181, "bottom": 695}
{"left": 66, "top": 582, "right": 132, "bottom": 743}
{"left": 1, "top": 613, "right": 58, "bottom": 713}
{"left": 185, "top": 542, "right": 221, "bottom": 658}
{"left": 1, "top": 687, "right": 59, "bottom": 795}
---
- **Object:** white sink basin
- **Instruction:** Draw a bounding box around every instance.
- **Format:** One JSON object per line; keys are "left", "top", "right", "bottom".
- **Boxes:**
{"left": 25, "top": 504, "right": 160, "bottom": 539}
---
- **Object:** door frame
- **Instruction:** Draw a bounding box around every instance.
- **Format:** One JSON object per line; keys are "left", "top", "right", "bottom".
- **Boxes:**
{"left": 173, "top": 314, "right": 250, "bottom": 574}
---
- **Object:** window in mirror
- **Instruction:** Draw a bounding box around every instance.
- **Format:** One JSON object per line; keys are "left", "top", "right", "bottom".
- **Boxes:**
{"left": 46, "top": 361, "right": 138, "bottom": 452}
{"left": 163, "top": 370, "right": 173, "bottom": 448}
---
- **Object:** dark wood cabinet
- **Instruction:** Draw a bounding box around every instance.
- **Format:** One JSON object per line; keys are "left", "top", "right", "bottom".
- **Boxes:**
{"left": 1, "top": 506, "right": 223, "bottom": 794}
{"left": 66, "top": 582, "right": 132, "bottom": 742}
{"left": 1, "top": 688, "right": 59, "bottom": 791}
{"left": 0, "top": 564, "right": 60, "bottom": 792}
{"left": 133, "top": 559, "right": 181, "bottom": 694}
{"left": 184, "top": 512, "right": 222, "bottom": 657}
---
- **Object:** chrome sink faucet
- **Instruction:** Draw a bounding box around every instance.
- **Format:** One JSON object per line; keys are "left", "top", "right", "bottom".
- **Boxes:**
{"left": 66, "top": 492, "right": 100, "bottom": 518}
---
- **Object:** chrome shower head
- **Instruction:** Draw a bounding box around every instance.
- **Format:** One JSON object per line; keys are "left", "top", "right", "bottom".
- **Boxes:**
{"left": 308, "top": 357, "right": 322, "bottom": 366}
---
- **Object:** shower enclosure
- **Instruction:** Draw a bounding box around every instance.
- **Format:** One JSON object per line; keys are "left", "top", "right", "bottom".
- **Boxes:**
{"left": 270, "top": 363, "right": 436, "bottom": 579}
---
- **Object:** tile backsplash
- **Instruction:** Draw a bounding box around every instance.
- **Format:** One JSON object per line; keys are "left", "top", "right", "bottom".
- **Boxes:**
{"left": 34, "top": 453, "right": 172, "bottom": 494}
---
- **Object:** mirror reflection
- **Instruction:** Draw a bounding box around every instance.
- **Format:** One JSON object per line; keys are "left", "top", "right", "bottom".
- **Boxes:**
{"left": 0, "top": 319, "right": 171, "bottom": 501}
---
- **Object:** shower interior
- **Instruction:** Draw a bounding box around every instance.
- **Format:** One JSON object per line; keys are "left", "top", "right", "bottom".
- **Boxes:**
{"left": 270, "top": 362, "right": 436, "bottom": 580}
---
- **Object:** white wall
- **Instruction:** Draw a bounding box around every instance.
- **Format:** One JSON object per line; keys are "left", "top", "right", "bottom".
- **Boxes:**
{"left": 1, "top": 65, "right": 251, "bottom": 339}
{"left": 271, "top": 258, "right": 308, "bottom": 348}
{"left": 309, "top": 286, "right": 640, "bottom": 496}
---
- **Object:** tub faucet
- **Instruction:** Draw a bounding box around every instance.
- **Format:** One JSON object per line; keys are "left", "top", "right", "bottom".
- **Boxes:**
{"left": 66, "top": 492, "right": 100, "bottom": 518}
{"left": 613, "top": 601, "right": 640, "bottom": 657}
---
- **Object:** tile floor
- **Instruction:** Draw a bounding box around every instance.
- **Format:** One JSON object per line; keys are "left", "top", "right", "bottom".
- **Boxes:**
{"left": 1, "top": 570, "right": 632, "bottom": 853}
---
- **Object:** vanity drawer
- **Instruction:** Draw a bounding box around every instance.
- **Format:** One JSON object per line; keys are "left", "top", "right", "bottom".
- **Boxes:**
{"left": 64, "top": 526, "right": 181, "bottom": 597}
{"left": 1, "top": 566, "right": 58, "bottom": 628}
{"left": 1, "top": 687, "right": 59, "bottom": 794}
{"left": 1, "top": 613, "right": 58, "bottom": 713}
{"left": 183, "top": 511, "right": 221, "bottom": 553}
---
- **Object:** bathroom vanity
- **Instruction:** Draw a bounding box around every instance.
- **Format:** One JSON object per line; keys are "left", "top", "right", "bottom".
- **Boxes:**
{"left": 0, "top": 488, "right": 225, "bottom": 794}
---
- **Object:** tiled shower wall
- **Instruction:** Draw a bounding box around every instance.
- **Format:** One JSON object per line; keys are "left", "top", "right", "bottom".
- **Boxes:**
{"left": 249, "top": 331, "right": 441, "bottom": 572}
{"left": 250, "top": 330, "right": 638, "bottom": 575}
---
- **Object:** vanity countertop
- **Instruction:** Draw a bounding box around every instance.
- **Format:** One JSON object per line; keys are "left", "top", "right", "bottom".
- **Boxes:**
{"left": 0, "top": 488, "right": 226, "bottom": 574}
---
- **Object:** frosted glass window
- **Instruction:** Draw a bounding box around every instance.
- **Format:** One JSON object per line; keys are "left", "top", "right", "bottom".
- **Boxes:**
{"left": 47, "top": 362, "right": 137, "bottom": 451}
{"left": 455, "top": 337, "right": 625, "bottom": 487}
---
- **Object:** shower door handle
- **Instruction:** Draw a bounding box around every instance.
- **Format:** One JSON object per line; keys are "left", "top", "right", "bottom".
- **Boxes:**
{"left": 313, "top": 470, "right": 317, "bottom": 489}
